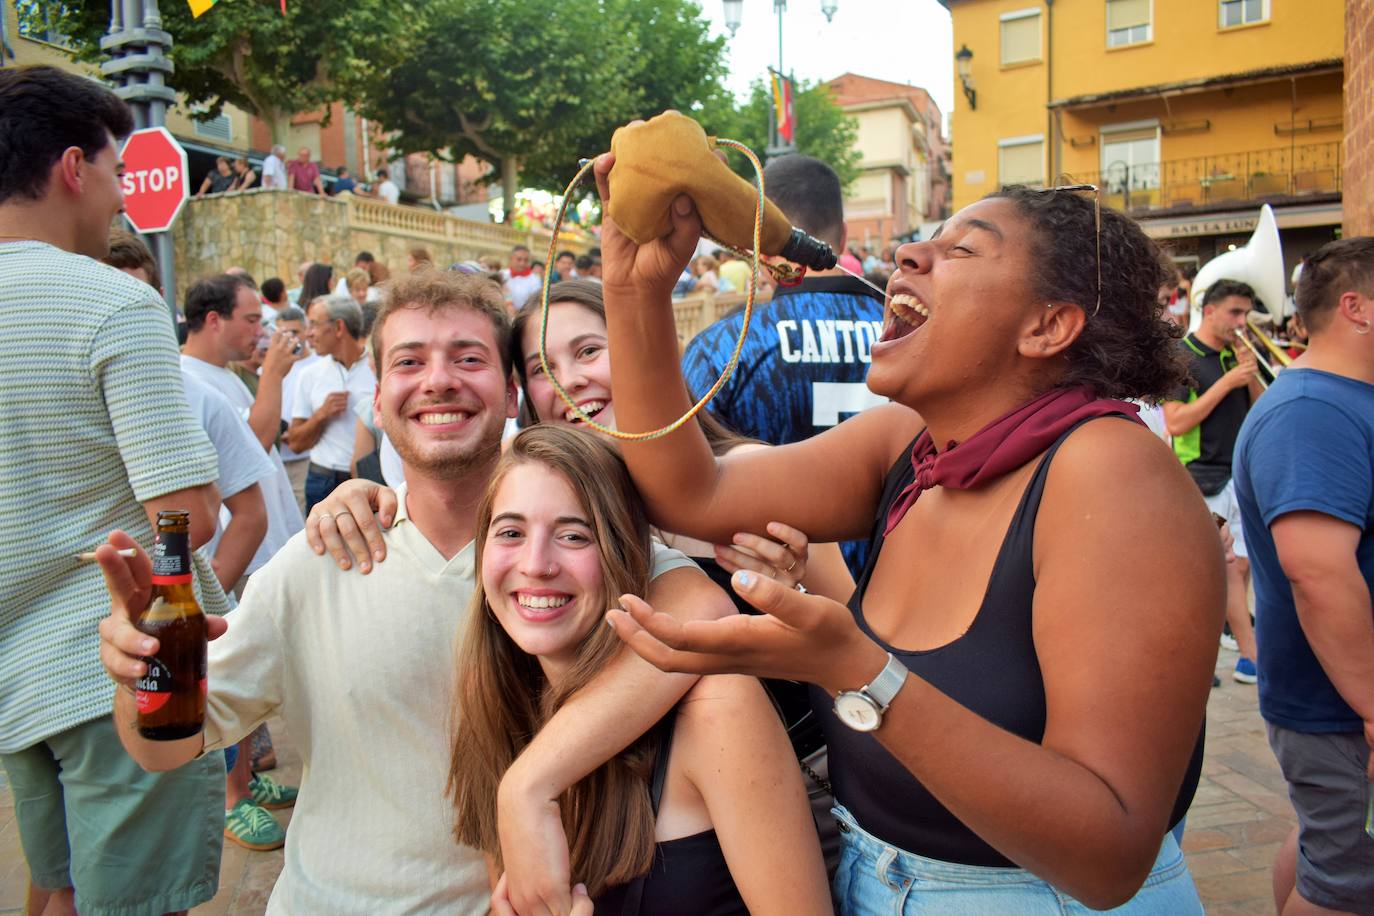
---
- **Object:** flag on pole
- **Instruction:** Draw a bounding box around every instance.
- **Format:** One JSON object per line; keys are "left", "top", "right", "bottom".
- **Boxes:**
{"left": 770, "top": 69, "right": 795, "bottom": 144}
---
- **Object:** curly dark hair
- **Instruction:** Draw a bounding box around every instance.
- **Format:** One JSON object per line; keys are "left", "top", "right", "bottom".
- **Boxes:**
{"left": 985, "top": 185, "right": 1186, "bottom": 403}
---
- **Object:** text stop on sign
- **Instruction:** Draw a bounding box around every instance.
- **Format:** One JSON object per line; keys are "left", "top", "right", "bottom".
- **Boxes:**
{"left": 122, "top": 165, "right": 182, "bottom": 196}
{"left": 119, "top": 127, "right": 190, "bottom": 234}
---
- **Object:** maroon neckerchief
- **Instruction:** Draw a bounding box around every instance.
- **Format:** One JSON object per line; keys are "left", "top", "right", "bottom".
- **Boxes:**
{"left": 883, "top": 385, "right": 1144, "bottom": 536}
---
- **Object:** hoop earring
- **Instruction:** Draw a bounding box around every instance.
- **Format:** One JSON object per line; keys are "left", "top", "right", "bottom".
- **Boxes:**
{"left": 1357, "top": 320, "right": 1371, "bottom": 336}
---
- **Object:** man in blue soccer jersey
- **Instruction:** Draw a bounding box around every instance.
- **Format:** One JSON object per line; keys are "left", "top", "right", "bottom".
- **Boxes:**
{"left": 682, "top": 154, "right": 887, "bottom": 573}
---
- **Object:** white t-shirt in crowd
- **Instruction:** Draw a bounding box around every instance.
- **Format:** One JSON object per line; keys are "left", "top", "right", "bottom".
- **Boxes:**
{"left": 502, "top": 271, "right": 543, "bottom": 311}
{"left": 1131, "top": 399, "right": 1171, "bottom": 444}
{"left": 261, "top": 153, "right": 287, "bottom": 190}
{"left": 290, "top": 353, "right": 377, "bottom": 472}
{"left": 181, "top": 373, "right": 277, "bottom": 570}
{"left": 181, "top": 355, "right": 305, "bottom": 571}
{"left": 201, "top": 484, "right": 698, "bottom": 914}
{"left": 377, "top": 179, "right": 400, "bottom": 205}
{"left": 279, "top": 352, "right": 322, "bottom": 461}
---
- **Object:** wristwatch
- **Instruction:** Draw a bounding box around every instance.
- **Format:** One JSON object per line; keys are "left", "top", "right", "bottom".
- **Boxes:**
{"left": 833, "top": 653, "right": 908, "bottom": 732}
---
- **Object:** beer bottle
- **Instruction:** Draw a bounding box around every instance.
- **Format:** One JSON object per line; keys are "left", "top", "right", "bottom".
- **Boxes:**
{"left": 135, "top": 510, "right": 207, "bottom": 740}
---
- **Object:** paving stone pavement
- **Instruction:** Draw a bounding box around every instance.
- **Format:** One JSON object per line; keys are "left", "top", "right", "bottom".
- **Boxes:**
{"left": 1, "top": 650, "right": 1289, "bottom": 915}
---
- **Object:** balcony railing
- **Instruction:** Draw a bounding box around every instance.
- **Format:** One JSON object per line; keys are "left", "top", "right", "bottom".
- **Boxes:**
{"left": 1069, "top": 141, "right": 1341, "bottom": 213}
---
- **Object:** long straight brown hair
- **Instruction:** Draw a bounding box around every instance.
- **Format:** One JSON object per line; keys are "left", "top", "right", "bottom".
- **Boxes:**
{"left": 448, "top": 425, "right": 661, "bottom": 895}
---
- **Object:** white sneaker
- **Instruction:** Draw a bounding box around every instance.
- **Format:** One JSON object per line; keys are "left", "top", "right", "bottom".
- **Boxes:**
{"left": 1220, "top": 633, "right": 1239, "bottom": 652}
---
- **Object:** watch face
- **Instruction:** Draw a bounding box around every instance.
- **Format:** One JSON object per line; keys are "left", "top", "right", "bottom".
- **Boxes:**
{"left": 835, "top": 691, "right": 881, "bottom": 732}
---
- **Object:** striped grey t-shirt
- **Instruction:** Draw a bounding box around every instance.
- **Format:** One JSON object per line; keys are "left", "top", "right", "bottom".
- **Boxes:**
{"left": 0, "top": 241, "right": 221, "bottom": 754}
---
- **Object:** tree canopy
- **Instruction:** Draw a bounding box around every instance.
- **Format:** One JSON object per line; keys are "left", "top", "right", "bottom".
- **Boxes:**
{"left": 42, "top": 0, "right": 410, "bottom": 142}
{"left": 350, "top": 0, "right": 730, "bottom": 218}
{"left": 42, "top": 0, "right": 862, "bottom": 217}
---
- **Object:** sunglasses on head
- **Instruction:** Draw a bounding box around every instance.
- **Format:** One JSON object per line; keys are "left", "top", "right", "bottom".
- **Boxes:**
{"left": 1040, "top": 183, "right": 1102, "bottom": 318}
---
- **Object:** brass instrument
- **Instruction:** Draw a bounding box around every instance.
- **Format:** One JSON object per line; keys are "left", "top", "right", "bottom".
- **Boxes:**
{"left": 1233, "top": 317, "right": 1292, "bottom": 390}
{"left": 1189, "top": 204, "right": 1289, "bottom": 336}
{"left": 1232, "top": 326, "right": 1274, "bottom": 390}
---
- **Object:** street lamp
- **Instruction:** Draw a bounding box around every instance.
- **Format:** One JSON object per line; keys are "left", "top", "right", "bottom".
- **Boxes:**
{"left": 722, "top": 0, "right": 742, "bottom": 37}
{"left": 955, "top": 44, "right": 977, "bottom": 110}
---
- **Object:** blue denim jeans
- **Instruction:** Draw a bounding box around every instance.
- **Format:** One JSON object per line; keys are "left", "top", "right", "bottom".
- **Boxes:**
{"left": 304, "top": 468, "right": 349, "bottom": 514}
{"left": 830, "top": 804, "right": 1203, "bottom": 915}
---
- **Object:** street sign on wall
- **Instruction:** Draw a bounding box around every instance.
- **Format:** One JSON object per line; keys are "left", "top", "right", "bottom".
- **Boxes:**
{"left": 119, "top": 127, "right": 189, "bottom": 234}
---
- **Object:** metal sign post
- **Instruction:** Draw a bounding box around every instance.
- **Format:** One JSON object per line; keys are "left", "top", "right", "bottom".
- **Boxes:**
{"left": 100, "top": 0, "right": 180, "bottom": 323}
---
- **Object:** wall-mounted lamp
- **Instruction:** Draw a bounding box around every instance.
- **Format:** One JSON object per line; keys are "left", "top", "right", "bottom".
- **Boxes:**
{"left": 956, "top": 44, "right": 977, "bottom": 110}
{"left": 723, "top": 0, "right": 743, "bottom": 36}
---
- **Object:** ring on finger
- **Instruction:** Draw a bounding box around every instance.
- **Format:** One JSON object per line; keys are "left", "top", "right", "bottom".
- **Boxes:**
{"left": 318, "top": 512, "right": 333, "bottom": 522}
{"left": 785, "top": 556, "right": 798, "bottom": 573}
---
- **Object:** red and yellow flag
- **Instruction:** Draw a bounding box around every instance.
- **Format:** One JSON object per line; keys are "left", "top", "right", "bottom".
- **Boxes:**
{"left": 770, "top": 70, "right": 795, "bottom": 144}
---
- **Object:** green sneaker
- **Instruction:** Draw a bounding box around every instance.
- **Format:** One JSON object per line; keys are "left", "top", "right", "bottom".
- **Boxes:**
{"left": 224, "top": 798, "right": 285, "bottom": 851}
{"left": 249, "top": 773, "right": 299, "bottom": 810}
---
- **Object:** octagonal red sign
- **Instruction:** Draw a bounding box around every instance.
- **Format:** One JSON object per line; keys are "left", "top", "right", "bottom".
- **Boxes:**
{"left": 120, "top": 127, "right": 189, "bottom": 234}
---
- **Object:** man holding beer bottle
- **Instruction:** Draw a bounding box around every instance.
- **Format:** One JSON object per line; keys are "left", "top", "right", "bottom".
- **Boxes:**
{"left": 0, "top": 66, "right": 228, "bottom": 916}
{"left": 96, "top": 271, "right": 735, "bottom": 914}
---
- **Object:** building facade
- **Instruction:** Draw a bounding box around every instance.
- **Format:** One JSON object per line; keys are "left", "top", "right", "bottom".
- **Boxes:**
{"left": 827, "top": 73, "right": 952, "bottom": 252}
{"left": 940, "top": 0, "right": 1344, "bottom": 273}
{"left": 247, "top": 106, "right": 492, "bottom": 210}
{"left": 1346, "top": 0, "right": 1374, "bottom": 237}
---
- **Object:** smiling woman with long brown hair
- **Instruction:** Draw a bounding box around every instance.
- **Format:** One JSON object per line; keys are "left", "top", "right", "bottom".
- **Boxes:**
{"left": 595, "top": 161, "right": 1221, "bottom": 914}
{"left": 449, "top": 426, "right": 831, "bottom": 914}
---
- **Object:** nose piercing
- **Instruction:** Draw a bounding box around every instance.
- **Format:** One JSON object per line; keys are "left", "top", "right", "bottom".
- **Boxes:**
{"left": 546, "top": 563, "right": 556, "bottom": 577}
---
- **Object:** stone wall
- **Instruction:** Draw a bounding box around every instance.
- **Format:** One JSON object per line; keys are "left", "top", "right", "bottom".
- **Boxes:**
{"left": 1346, "top": 0, "right": 1374, "bottom": 236}
{"left": 172, "top": 189, "right": 589, "bottom": 290}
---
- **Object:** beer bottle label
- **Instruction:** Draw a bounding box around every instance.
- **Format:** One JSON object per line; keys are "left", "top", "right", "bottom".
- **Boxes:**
{"left": 150, "top": 530, "right": 192, "bottom": 585}
{"left": 135, "top": 656, "right": 173, "bottom": 714}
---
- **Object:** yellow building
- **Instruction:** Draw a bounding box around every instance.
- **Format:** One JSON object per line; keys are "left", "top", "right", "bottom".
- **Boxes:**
{"left": 939, "top": 0, "right": 1344, "bottom": 270}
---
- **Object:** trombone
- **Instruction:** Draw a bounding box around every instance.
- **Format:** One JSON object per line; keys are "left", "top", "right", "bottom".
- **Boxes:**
{"left": 1233, "top": 317, "right": 1292, "bottom": 390}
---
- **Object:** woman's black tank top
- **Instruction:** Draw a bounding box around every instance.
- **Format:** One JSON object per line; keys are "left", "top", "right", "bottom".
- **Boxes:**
{"left": 810, "top": 418, "right": 1204, "bottom": 866}
{"left": 593, "top": 706, "right": 748, "bottom": 915}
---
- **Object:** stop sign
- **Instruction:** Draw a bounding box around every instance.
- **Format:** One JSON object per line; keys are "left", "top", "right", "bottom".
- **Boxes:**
{"left": 120, "top": 127, "right": 189, "bottom": 234}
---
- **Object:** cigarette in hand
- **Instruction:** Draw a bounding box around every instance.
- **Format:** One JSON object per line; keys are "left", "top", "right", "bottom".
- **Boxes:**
{"left": 75, "top": 548, "right": 138, "bottom": 562}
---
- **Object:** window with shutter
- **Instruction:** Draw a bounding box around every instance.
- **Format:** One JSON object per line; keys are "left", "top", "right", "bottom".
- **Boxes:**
{"left": 1100, "top": 125, "right": 1160, "bottom": 192}
{"left": 1219, "top": 0, "right": 1267, "bottom": 28}
{"left": 1000, "top": 10, "right": 1042, "bottom": 65}
{"left": 1106, "top": 0, "right": 1151, "bottom": 47}
{"left": 999, "top": 138, "right": 1044, "bottom": 187}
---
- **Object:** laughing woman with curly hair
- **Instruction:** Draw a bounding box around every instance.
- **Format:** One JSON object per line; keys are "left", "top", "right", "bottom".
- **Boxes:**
{"left": 598, "top": 172, "right": 1219, "bottom": 915}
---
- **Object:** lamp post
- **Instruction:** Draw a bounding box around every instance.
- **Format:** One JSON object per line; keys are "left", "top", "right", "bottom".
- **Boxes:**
{"left": 955, "top": 43, "right": 977, "bottom": 111}
{"left": 723, "top": 0, "right": 839, "bottom": 159}
{"left": 101, "top": 0, "right": 180, "bottom": 320}
{"left": 723, "top": 0, "right": 742, "bottom": 36}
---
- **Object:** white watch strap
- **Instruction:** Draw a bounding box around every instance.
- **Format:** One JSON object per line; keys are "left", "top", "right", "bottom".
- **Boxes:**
{"left": 864, "top": 652, "right": 908, "bottom": 710}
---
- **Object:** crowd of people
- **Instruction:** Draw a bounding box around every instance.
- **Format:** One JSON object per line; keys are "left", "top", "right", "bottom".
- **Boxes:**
{"left": 2, "top": 62, "right": 1372, "bottom": 916}
{"left": 195, "top": 142, "right": 401, "bottom": 204}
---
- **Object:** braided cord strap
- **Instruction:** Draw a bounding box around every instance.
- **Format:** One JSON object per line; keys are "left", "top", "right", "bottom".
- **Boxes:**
{"left": 537, "top": 139, "right": 767, "bottom": 441}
